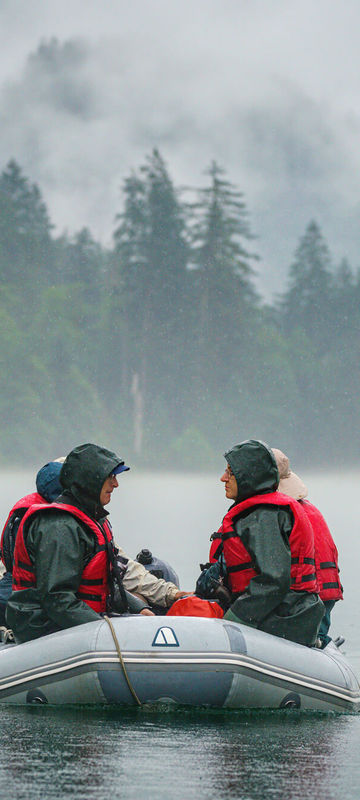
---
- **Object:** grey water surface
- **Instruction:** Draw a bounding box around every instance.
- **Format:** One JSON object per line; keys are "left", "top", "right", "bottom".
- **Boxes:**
{"left": 0, "top": 470, "right": 359, "bottom": 800}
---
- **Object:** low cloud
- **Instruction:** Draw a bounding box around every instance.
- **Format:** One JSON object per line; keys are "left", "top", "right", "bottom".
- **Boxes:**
{"left": 0, "top": 8, "right": 359, "bottom": 297}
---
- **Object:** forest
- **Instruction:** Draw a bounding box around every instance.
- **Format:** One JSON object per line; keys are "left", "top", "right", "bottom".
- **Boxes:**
{"left": 0, "top": 152, "right": 358, "bottom": 469}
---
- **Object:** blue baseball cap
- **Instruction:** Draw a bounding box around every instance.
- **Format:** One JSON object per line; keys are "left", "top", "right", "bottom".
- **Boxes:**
{"left": 111, "top": 463, "right": 130, "bottom": 476}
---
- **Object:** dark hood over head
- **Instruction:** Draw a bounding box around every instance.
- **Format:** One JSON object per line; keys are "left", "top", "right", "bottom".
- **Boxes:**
{"left": 225, "top": 439, "right": 279, "bottom": 503}
{"left": 60, "top": 443, "right": 128, "bottom": 515}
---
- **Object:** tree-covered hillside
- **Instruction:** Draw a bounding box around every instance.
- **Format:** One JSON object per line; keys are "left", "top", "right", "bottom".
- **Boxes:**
{"left": 0, "top": 153, "right": 358, "bottom": 469}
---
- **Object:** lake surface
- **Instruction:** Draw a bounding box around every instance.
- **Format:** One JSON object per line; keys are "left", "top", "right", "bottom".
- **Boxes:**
{"left": 0, "top": 469, "right": 359, "bottom": 800}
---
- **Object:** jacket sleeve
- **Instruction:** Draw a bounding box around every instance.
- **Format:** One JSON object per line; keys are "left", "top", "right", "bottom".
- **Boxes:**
{"left": 224, "top": 507, "right": 293, "bottom": 627}
{"left": 26, "top": 514, "right": 100, "bottom": 628}
{"left": 115, "top": 544, "right": 179, "bottom": 607}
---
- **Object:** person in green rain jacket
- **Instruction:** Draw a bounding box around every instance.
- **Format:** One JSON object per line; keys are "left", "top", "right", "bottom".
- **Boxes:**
{"left": 205, "top": 440, "right": 324, "bottom": 646}
{"left": 6, "top": 444, "right": 160, "bottom": 643}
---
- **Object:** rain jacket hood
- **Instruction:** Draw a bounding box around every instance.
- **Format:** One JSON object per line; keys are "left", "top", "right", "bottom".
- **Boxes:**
{"left": 225, "top": 439, "right": 279, "bottom": 503}
{"left": 60, "top": 443, "right": 127, "bottom": 518}
{"left": 36, "top": 462, "right": 63, "bottom": 503}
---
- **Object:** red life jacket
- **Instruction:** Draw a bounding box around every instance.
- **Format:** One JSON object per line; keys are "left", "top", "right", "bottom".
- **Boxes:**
{"left": 0, "top": 492, "right": 45, "bottom": 571}
{"left": 210, "top": 492, "right": 318, "bottom": 595}
{"left": 12, "top": 503, "right": 113, "bottom": 613}
{"left": 301, "top": 500, "right": 343, "bottom": 601}
{"left": 167, "top": 595, "right": 224, "bottom": 618}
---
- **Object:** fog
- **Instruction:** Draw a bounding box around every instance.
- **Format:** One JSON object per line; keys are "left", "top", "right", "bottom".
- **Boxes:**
{"left": 1, "top": 1, "right": 360, "bottom": 297}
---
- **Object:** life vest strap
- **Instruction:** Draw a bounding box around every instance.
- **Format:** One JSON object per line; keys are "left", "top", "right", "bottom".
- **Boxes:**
{"left": 212, "top": 542, "right": 223, "bottom": 561}
{"left": 17, "top": 560, "right": 35, "bottom": 573}
{"left": 227, "top": 561, "right": 254, "bottom": 573}
{"left": 221, "top": 531, "right": 238, "bottom": 541}
{"left": 77, "top": 591, "right": 103, "bottom": 602}
{"left": 301, "top": 573, "right": 316, "bottom": 583}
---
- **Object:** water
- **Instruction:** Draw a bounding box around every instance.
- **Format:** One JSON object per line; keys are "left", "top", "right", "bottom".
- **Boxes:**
{"left": 1, "top": 705, "right": 360, "bottom": 799}
{"left": 0, "top": 470, "right": 359, "bottom": 799}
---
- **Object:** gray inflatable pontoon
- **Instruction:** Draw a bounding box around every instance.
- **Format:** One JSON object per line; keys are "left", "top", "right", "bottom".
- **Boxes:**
{"left": 0, "top": 616, "right": 358, "bottom": 711}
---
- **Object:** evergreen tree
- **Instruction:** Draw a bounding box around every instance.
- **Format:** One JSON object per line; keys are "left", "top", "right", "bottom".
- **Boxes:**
{"left": 112, "top": 151, "right": 190, "bottom": 453}
{"left": 331, "top": 258, "right": 358, "bottom": 330}
{"left": 53, "top": 228, "right": 109, "bottom": 392}
{"left": 0, "top": 160, "right": 54, "bottom": 289}
{"left": 280, "top": 220, "right": 333, "bottom": 351}
{"left": 320, "top": 257, "right": 360, "bottom": 461}
{"left": 111, "top": 170, "right": 148, "bottom": 419}
{"left": 112, "top": 170, "right": 148, "bottom": 335}
{"left": 188, "top": 161, "right": 259, "bottom": 428}
{"left": 141, "top": 149, "right": 190, "bottom": 438}
{"left": 113, "top": 150, "right": 188, "bottom": 321}
{"left": 142, "top": 149, "right": 188, "bottom": 320}
{"left": 278, "top": 223, "right": 344, "bottom": 459}
{"left": 191, "top": 162, "right": 257, "bottom": 296}
{"left": 191, "top": 162, "right": 258, "bottom": 333}
{"left": 335, "top": 257, "right": 354, "bottom": 291}
{"left": 23, "top": 283, "right": 111, "bottom": 461}
{"left": 62, "top": 228, "right": 104, "bottom": 289}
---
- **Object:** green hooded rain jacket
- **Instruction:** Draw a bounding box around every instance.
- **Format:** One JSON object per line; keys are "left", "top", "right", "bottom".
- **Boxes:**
{"left": 222, "top": 440, "right": 324, "bottom": 646}
{"left": 6, "top": 444, "right": 136, "bottom": 642}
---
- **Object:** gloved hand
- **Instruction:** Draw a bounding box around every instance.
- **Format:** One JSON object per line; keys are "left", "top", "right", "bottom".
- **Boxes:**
{"left": 195, "top": 560, "right": 223, "bottom": 599}
{"left": 195, "top": 556, "right": 231, "bottom": 611}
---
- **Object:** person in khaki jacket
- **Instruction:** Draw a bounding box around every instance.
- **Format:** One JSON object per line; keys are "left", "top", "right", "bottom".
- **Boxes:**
{"left": 118, "top": 547, "right": 180, "bottom": 609}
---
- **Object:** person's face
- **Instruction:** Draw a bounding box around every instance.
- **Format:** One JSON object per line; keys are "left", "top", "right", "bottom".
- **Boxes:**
{"left": 100, "top": 474, "right": 119, "bottom": 506}
{"left": 220, "top": 463, "right": 238, "bottom": 500}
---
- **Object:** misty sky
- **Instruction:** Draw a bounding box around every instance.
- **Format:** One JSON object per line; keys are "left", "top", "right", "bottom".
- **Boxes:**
{"left": 1, "top": 0, "right": 360, "bottom": 298}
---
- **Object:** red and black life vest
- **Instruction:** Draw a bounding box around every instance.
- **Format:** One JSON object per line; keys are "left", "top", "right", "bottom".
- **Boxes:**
{"left": 0, "top": 492, "right": 45, "bottom": 573}
{"left": 209, "top": 491, "right": 318, "bottom": 596}
{"left": 301, "top": 500, "right": 343, "bottom": 601}
{"left": 12, "top": 503, "right": 113, "bottom": 613}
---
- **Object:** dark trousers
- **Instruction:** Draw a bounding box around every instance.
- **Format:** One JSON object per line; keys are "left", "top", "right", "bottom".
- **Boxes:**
{"left": 318, "top": 599, "right": 336, "bottom": 646}
{"left": 0, "top": 572, "right": 13, "bottom": 626}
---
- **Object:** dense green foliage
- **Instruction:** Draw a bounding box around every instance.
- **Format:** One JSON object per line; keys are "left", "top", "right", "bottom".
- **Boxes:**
{"left": 0, "top": 153, "right": 358, "bottom": 469}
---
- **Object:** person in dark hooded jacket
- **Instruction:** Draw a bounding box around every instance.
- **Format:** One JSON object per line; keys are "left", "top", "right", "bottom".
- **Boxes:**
{"left": 206, "top": 439, "right": 324, "bottom": 646}
{"left": 6, "top": 444, "right": 156, "bottom": 643}
{"left": 0, "top": 460, "right": 64, "bottom": 626}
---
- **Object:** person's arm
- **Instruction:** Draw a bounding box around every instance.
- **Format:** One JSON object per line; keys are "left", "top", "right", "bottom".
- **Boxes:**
{"left": 115, "top": 545, "right": 182, "bottom": 607}
{"left": 224, "top": 507, "right": 293, "bottom": 627}
{"left": 27, "top": 515, "right": 100, "bottom": 629}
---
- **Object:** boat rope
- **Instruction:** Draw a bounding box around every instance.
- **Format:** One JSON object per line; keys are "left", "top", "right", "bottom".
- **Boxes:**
{"left": 103, "top": 615, "right": 141, "bottom": 706}
{"left": 0, "top": 626, "right": 15, "bottom": 644}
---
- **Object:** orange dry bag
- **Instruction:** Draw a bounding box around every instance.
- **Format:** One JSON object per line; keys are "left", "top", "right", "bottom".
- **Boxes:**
{"left": 166, "top": 595, "right": 224, "bottom": 618}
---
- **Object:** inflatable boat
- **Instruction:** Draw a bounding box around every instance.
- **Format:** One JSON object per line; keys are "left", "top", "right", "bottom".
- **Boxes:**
{"left": 0, "top": 615, "right": 358, "bottom": 711}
